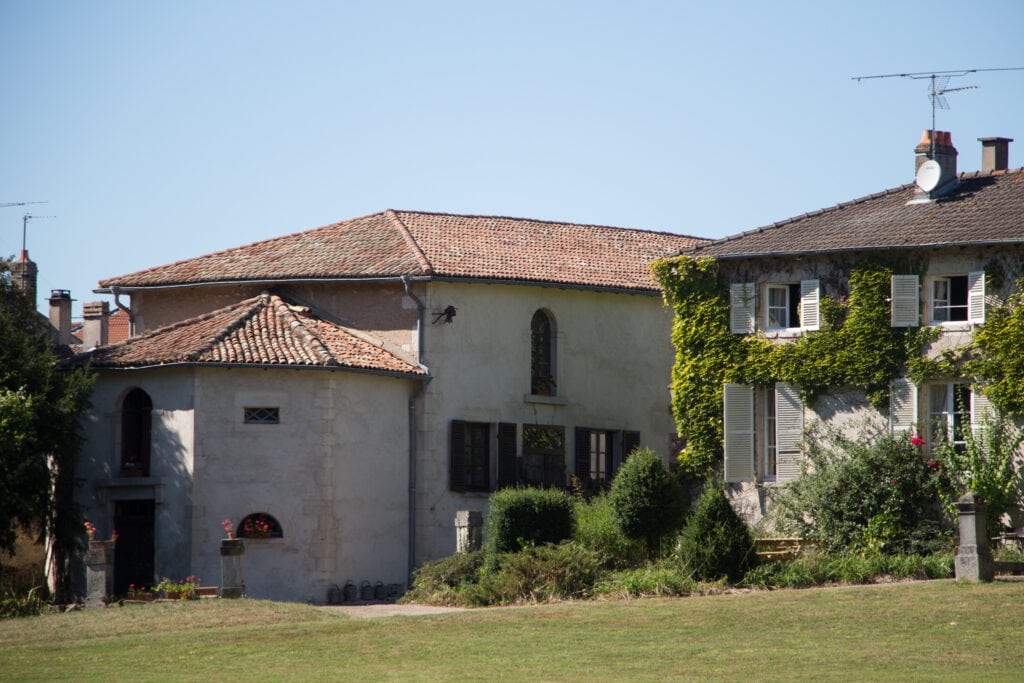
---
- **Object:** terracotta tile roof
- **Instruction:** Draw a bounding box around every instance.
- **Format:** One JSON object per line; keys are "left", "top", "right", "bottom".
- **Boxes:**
{"left": 86, "top": 293, "right": 424, "bottom": 376}
{"left": 98, "top": 210, "right": 706, "bottom": 293}
{"left": 70, "top": 308, "right": 130, "bottom": 345}
{"left": 689, "top": 168, "right": 1024, "bottom": 259}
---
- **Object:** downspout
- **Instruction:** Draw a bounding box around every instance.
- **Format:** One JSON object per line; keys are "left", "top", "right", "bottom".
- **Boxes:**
{"left": 110, "top": 286, "right": 136, "bottom": 336}
{"left": 402, "top": 275, "right": 429, "bottom": 582}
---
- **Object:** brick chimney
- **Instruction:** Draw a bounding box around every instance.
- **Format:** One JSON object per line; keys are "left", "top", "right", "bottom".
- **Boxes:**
{"left": 978, "top": 137, "right": 1013, "bottom": 172}
{"left": 48, "top": 289, "right": 73, "bottom": 346}
{"left": 912, "top": 130, "right": 959, "bottom": 201}
{"left": 10, "top": 250, "right": 38, "bottom": 307}
{"left": 82, "top": 301, "right": 110, "bottom": 348}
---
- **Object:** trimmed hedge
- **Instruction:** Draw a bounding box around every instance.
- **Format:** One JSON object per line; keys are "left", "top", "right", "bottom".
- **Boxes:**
{"left": 485, "top": 487, "right": 574, "bottom": 570}
{"left": 609, "top": 449, "right": 686, "bottom": 556}
{"left": 677, "top": 484, "right": 757, "bottom": 582}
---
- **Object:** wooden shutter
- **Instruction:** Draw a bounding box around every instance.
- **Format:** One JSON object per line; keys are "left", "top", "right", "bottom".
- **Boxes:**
{"left": 450, "top": 420, "right": 466, "bottom": 492}
{"left": 891, "top": 275, "right": 920, "bottom": 327}
{"left": 497, "top": 423, "right": 518, "bottom": 488}
{"left": 730, "top": 283, "right": 755, "bottom": 334}
{"left": 971, "top": 387, "right": 995, "bottom": 452}
{"left": 968, "top": 271, "right": 986, "bottom": 323}
{"left": 574, "top": 428, "right": 591, "bottom": 482}
{"left": 800, "top": 279, "right": 820, "bottom": 331}
{"left": 723, "top": 383, "right": 754, "bottom": 482}
{"left": 889, "top": 378, "right": 918, "bottom": 435}
{"left": 623, "top": 431, "right": 641, "bottom": 461}
{"left": 775, "top": 383, "right": 804, "bottom": 482}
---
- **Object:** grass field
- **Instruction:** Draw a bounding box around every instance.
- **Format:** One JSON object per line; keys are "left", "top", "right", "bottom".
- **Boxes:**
{"left": 2, "top": 580, "right": 1024, "bottom": 681}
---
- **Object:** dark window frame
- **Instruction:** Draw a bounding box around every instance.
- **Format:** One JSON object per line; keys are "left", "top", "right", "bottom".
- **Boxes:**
{"left": 120, "top": 388, "right": 152, "bottom": 477}
{"left": 530, "top": 310, "right": 556, "bottom": 396}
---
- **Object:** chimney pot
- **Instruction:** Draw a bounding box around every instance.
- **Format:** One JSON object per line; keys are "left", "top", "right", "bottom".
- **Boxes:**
{"left": 10, "top": 250, "right": 38, "bottom": 308}
{"left": 978, "top": 137, "right": 1013, "bottom": 173}
{"left": 82, "top": 301, "right": 110, "bottom": 348}
{"left": 48, "top": 289, "right": 73, "bottom": 346}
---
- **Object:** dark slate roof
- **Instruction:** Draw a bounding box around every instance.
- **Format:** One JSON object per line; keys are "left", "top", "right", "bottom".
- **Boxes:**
{"left": 86, "top": 292, "right": 424, "bottom": 375}
{"left": 688, "top": 168, "right": 1024, "bottom": 259}
{"left": 98, "top": 210, "right": 707, "bottom": 293}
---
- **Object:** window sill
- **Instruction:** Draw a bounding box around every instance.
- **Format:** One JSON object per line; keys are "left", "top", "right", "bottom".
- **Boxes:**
{"left": 452, "top": 490, "right": 490, "bottom": 497}
{"left": 762, "top": 328, "right": 806, "bottom": 340}
{"left": 523, "top": 394, "right": 567, "bottom": 406}
{"left": 928, "top": 321, "right": 975, "bottom": 331}
{"left": 97, "top": 476, "right": 160, "bottom": 487}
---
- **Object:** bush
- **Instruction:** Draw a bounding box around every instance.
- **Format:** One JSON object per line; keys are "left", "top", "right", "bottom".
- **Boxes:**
{"left": 468, "top": 542, "right": 603, "bottom": 606}
{"left": 677, "top": 484, "right": 757, "bottom": 582}
{"left": 0, "top": 586, "right": 47, "bottom": 619}
{"left": 401, "top": 550, "right": 484, "bottom": 606}
{"left": 741, "top": 551, "right": 954, "bottom": 589}
{"left": 573, "top": 492, "right": 647, "bottom": 569}
{"left": 933, "top": 412, "right": 1023, "bottom": 539}
{"left": 595, "top": 562, "right": 700, "bottom": 598}
{"left": 769, "top": 424, "right": 947, "bottom": 555}
{"left": 484, "top": 487, "right": 574, "bottom": 571}
{"left": 609, "top": 449, "right": 687, "bottom": 557}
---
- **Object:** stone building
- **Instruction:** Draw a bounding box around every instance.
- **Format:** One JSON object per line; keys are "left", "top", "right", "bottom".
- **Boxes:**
{"left": 75, "top": 210, "right": 705, "bottom": 601}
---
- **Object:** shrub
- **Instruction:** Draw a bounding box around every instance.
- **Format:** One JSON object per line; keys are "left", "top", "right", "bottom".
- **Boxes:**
{"left": 933, "top": 412, "right": 1023, "bottom": 539}
{"left": 595, "top": 562, "right": 700, "bottom": 598}
{"left": 608, "top": 449, "right": 687, "bottom": 557}
{"left": 677, "top": 484, "right": 757, "bottom": 582}
{"left": 484, "top": 487, "right": 574, "bottom": 571}
{"left": 402, "top": 550, "right": 484, "bottom": 605}
{"left": 573, "top": 492, "right": 647, "bottom": 569}
{"left": 0, "top": 586, "right": 47, "bottom": 619}
{"left": 740, "top": 552, "right": 953, "bottom": 589}
{"left": 469, "top": 542, "right": 603, "bottom": 606}
{"left": 769, "top": 423, "right": 947, "bottom": 555}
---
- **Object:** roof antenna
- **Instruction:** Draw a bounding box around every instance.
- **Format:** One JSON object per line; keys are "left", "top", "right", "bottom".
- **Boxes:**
{"left": 852, "top": 67, "right": 1023, "bottom": 158}
{"left": 22, "top": 213, "right": 56, "bottom": 253}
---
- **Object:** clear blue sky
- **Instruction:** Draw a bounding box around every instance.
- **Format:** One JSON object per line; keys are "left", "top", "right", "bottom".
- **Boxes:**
{"left": 3, "top": 1, "right": 1023, "bottom": 318}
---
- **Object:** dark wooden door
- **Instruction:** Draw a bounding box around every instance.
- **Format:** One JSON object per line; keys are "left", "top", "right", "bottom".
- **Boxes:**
{"left": 113, "top": 499, "right": 155, "bottom": 596}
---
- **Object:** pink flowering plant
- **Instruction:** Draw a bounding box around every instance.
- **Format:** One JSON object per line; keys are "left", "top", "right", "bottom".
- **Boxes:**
{"left": 155, "top": 575, "right": 202, "bottom": 600}
{"left": 769, "top": 422, "right": 949, "bottom": 556}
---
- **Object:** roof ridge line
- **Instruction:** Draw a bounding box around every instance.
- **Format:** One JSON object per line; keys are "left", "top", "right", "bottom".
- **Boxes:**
{"left": 386, "top": 209, "right": 434, "bottom": 274}
{"left": 392, "top": 208, "right": 708, "bottom": 241}
{"left": 189, "top": 295, "right": 270, "bottom": 361}
{"left": 268, "top": 295, "right": 337, "bottom": 366}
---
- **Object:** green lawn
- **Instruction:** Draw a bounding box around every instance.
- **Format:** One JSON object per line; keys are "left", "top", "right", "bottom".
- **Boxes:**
{"left": 2, "top": 580, "right": 1023, "bottom": 681}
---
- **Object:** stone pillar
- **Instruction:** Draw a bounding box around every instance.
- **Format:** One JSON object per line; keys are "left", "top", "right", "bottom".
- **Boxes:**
{"left": 455, "top": 510, "right": 483, "bottom": 553}
{"left": 955, "top": 492, "right": 994, "bottom": 583}
{"left": 85, "top": 540, "right": 115, "bottom": 607}
{"left": 220, "top": 538, "right": 246, "bottom": 598}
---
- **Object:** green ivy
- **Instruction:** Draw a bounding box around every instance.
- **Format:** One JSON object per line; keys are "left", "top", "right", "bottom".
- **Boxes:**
{"left": 652, "top": 256, "right": 919, "bottom": 479}
{"left": 969, "top": 278, "right": 1024, "bottom": 415}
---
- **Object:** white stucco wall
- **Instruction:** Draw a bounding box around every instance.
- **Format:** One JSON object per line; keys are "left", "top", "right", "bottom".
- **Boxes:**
{"left": 412, "top": 280, "right": 679, "bottom": 563}
{"left": 78, "top": 366, "right": 416, "bottom": 603}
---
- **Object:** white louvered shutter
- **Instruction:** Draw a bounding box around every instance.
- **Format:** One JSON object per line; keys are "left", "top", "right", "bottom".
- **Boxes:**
{"left": 730, "top": 283, "right": 755, "bottom": 334}
{"left": 968, "top": 271, "right": 986, "bottom": 323}
{"left": 971, "top": 386, "right": 995, "bottom": 454}
{"left": 775, "top": 383, "right": 804, "bottom": 482}
{"left": 723, "top": 383, "right": 754, "bottom": 482}
{"left": 891, "top": 275, "right": 920, "bottom": 327}
{"left": 800, "top": 279, "right": 820, "bottom": 331}
{"left": 889, "top": 378, "right": 918, "bottom": 435}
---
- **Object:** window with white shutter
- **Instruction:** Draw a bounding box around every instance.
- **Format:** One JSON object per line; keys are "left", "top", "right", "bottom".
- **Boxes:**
{"left": 800, "top": 279, "right": 820, "bottom": 331}
{"left": 889, "top": 378, "right": 918, "bottom": 434}
{"left": 730, "top": 283, "right": 755, "bottom": 334}
{"left": 968, "top": 271, "right": 986, "bottom": 324}
{"left": 723, "top": 383, "right": 754, "bottom": 482}
{"left": 929, "top": 272, "right": 984, "bottom": 324}
{"left": 891, "top": 275, "right": 920, "bottom": 327}
{"left": 774, "top": 383, "right": 804, "bottom": 482}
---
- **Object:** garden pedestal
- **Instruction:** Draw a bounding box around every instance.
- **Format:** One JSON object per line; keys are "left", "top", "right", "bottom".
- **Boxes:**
{"left": 85, "top": 540, "right": 115, "bottom": 607}
{"left": 220, "top": 538, "right": 246, "bottom": 598}
{"left": 455, "top": 510, "right": 483, "bottom": 553}
{"left": 956, "top": 492, "right": 994, "bottom": 583}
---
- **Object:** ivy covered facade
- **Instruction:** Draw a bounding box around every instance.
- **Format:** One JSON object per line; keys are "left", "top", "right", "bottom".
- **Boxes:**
{"left": 654, "top": 131, "right": 1024, "bottom": 525}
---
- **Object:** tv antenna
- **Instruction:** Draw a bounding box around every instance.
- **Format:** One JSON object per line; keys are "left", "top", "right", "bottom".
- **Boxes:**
{"left": 22, "top": 213, "right": 55, "bottom": 253}
{"left": 1, "top": 201, "right": 48, "bottom": 209}
{"left": 852, "top": 67, "right": 1024, "bottom": 157}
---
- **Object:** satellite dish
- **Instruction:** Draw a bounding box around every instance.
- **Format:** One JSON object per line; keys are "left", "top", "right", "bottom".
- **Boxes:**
{"left": 916, "top": 159, "right": 942, "bottom": 192}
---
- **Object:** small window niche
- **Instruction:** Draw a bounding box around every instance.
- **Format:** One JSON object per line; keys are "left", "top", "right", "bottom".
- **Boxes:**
{"left": 237, "top": 512, "right": 283, "bottom": 539}
{"left": 244, "top": 407, "right": 280, "bottom": 425}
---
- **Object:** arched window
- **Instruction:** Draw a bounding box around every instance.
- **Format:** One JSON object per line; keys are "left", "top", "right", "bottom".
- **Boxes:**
{"left": 120, "top": 388, "right": 152, "bottom": 477}
{"left": 531, "top": 310, "right": 555, "bottom": 396}
{"left": 237, "top": 512, "right": 283, "bottom": 539}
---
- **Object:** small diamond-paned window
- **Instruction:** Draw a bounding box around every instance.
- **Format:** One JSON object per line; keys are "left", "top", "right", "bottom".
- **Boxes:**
{"left": 244, "top": 407, "right": 280, "bottom": 425}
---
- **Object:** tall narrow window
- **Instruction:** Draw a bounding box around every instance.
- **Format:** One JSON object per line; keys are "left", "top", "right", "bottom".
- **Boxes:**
{"left": 929, "top": 383, "right": 970, "bottom": 452}
{"left": 763, "top": 391, "right": 777, "bottom": 479}
{"left": 531, "top": 310, "right": 555, "bottom": 395}
{"left": 120, "top": 388, "right": 152, "bottom": 477}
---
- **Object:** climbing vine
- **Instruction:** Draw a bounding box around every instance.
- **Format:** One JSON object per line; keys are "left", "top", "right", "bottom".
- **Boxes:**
{"left": 652, "top": 256, "right": 929, "bottom": 479}
{"left": 969, "top": 278, "right": 1024, "bottom": 415}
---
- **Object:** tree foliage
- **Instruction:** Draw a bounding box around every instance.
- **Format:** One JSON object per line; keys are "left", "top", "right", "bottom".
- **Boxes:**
{"left": 608, "top": 448, "right": 686, "bottom": 557}
{"left": 0, "top": 260, "right": 94, "bottom": 598}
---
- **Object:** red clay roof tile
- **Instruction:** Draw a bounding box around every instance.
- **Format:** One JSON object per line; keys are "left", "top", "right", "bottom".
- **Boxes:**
{"left": 98, "top": 210, "right": 706, "bottom": 293}
{"left": 87, "top": 293, "right": 424, "bottom": 375}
